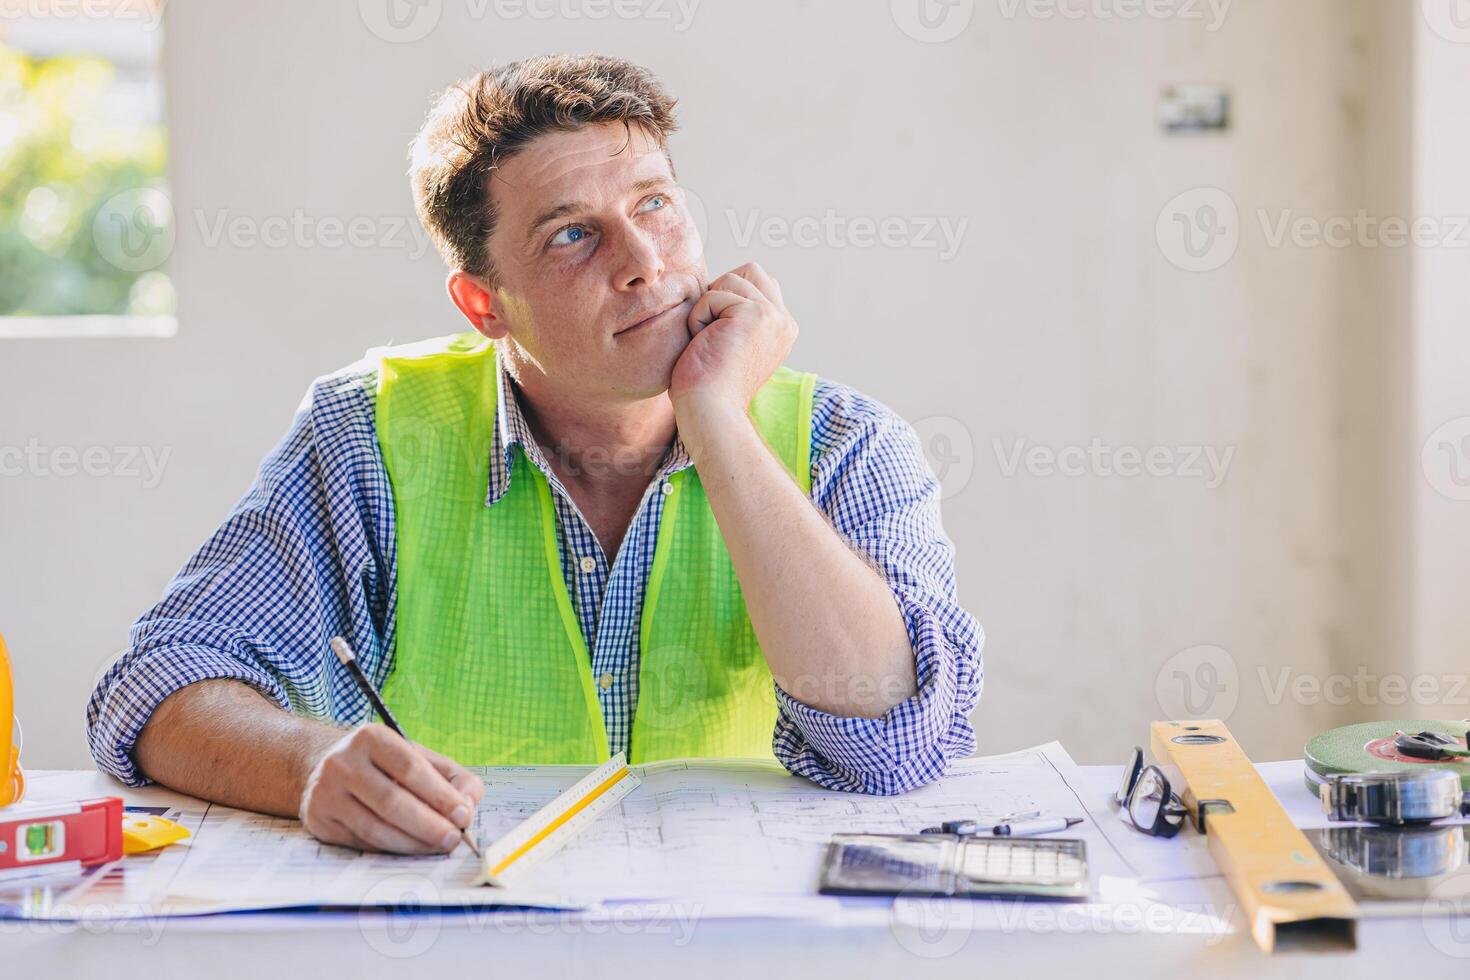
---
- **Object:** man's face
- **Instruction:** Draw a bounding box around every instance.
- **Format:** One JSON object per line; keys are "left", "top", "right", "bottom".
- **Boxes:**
{"left": 480, "top": 121, "right": 707, "bottom": 400}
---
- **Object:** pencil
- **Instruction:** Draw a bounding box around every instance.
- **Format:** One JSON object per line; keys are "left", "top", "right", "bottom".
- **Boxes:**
{"left": 329, "top": 635, "right": 481, "bottom": 858}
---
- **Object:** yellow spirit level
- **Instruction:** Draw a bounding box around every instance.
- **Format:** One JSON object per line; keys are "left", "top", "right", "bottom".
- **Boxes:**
{"left": 1151, "top": 719, "right": 1357, "bottom": 953}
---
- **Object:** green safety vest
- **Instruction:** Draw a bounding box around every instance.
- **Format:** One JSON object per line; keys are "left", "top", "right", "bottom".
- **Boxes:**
{"left": 372, "top": 332, "right": 816, "bottom": 765}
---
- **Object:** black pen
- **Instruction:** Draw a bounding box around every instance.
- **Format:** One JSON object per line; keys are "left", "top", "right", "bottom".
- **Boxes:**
{"left": 329, "top": 636, "right": 480, "bottom": 857}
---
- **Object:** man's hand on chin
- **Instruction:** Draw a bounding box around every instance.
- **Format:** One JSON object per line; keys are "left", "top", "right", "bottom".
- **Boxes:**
{"left": 669, "top": 262, "right": 798, "bottom": 448}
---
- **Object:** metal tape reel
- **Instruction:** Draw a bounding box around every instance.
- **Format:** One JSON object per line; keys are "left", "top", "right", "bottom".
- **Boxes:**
{"left": 1318, "top": 770, "right": 1469, "bottom": 824}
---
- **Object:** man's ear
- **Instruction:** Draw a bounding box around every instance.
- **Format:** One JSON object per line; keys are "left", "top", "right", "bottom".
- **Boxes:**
{"left": 447, "top": 270, "right": 507, "bottom": 340}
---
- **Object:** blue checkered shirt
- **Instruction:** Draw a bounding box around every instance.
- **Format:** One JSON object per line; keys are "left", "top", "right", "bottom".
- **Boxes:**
{"left": 86, "top": 344, "right": 983, "bottom": 793}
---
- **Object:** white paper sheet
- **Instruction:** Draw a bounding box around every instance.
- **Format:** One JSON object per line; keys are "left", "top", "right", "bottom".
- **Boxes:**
{"left": 456, "top": 743, "right": 1142, "bottom": 903}
{"left": 0, "top": 743, "right": 1230, "bottom": 926}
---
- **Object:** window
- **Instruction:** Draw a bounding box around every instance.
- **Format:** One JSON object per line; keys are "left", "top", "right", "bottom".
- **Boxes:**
{"left": 0, "top": 1, "right": 173, "bottom": 338}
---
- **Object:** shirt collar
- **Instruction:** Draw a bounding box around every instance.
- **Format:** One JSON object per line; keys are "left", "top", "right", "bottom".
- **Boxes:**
{"left": 485, "top": 346, "right": 693, "bottom": 509}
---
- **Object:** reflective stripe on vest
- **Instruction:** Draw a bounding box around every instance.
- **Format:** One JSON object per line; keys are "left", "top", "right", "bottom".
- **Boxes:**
{"left": 373, "top": 332, "right": 816, "bottom": 765}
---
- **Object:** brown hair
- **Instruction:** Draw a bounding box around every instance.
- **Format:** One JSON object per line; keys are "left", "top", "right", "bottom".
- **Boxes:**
{"left": 409, "top": 54, "right": 680, "bottom": 279}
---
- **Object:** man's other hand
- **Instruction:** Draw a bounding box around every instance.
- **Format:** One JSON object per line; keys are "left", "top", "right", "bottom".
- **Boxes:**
{"left": 670, "top": 261, "right": 798, "bottom": 419}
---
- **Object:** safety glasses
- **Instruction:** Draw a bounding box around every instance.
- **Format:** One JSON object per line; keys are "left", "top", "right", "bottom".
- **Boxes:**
{"left": 1115, "top": 746, "right": 1188, "bottom": 838}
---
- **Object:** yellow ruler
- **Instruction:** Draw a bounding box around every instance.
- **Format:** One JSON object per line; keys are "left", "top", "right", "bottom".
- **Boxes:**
{"left": 476, "top": 752, "right": 639, "bottom": 888}
{"left": 1151, "top": 720, "right": 1357, "bottom": 953}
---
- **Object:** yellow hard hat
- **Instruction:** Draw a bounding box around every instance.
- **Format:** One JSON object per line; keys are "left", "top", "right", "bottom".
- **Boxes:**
{"left": 0, "top": 634, "right": 23, "bottom": 808}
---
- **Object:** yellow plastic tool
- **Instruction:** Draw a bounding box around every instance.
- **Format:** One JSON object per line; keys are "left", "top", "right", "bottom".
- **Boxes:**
{"left": 121, "top": 814, "right": 191, "bottom": 855}
{"left": 0, "top": 633, "right": 23, "bottom": 808}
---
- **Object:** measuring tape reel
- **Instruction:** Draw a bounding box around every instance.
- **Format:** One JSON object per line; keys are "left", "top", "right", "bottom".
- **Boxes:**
{"left": 1317, "top": 770, "right": 1470, "bottom": 825}
{"left": 1304, "top": 720, "right": 1470, "bottom": 799}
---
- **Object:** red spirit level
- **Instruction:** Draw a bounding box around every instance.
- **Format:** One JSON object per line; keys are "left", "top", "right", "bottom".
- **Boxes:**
{"left": 0, "top": 797, "right": 124, "bottom": 881}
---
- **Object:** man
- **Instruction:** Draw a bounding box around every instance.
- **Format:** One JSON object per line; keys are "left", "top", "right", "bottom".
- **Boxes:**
{"left": 86, "top": 55, "right": 983, "bottom": 856}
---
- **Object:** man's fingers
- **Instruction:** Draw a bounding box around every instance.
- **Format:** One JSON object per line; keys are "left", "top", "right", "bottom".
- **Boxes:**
{"left": 710, "top": 263, "right": 783, "bottom": 308}
{"left": 688, "top": 289, "right": 750, "bottom": 334}
{"left": 418, "top": 744, "right": 485, "bottom": 806}
{"left": 317, "top": 816, "right": 370, "bottom": 852}
{"left": 708, "top": 269, "right": 766, "bottom": 303}
{"left": 352, "top": 765, "right": 464, "bottom": 851}
{"left": 450, "top": 770, "right": 485, "bottom": 806}
{"left": 734, "top": 263, "right": 783, "bottom": 308}
{"left": 362, "top": 727, "right": 471, "bottom": 827}
{"left": 337, "top": 794, "right": 449, "bottom": 855}
{"left": 321, "top": 815, "right": 390, "bottom": 855}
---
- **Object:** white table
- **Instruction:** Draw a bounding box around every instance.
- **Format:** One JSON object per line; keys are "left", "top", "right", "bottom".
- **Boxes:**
{"left": 4, "top": 765, "right": 1467, "bottom": 978}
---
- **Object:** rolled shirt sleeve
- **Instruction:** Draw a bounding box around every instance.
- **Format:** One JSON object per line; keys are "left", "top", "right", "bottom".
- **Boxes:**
{"left": 771, "top": 383, "right": 984, "bottom": 794}
{"left": 84, "top": 366, "right": 392, "bottom": 786}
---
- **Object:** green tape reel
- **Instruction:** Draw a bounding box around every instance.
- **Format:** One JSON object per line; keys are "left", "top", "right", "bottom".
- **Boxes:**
{"left": 1304, "top": 719, "right": 1470, "bottom": 798}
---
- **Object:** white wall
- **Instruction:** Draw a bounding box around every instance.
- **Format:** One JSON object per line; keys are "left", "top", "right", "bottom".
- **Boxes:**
{"left": 0, "top": 0, "right": 1431, "bottom": 770}
{"left": 1413, "top": 5, "right": 1470, "bottom": 696}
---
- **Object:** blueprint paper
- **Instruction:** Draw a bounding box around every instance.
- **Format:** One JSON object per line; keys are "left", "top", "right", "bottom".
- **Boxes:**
{"left": 457, "top": 744, "right": 1140, "bottom": 901}
{"left": 0, "top": 743, "right": 1229, "bottom": 925}
{"left": 158, "top": 742, "right": 1146, "bottom": 910}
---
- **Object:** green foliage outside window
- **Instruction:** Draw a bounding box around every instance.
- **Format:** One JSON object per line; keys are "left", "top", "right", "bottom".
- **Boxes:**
{"left": 0, "top": 43, "right": 173, "bottom": 318}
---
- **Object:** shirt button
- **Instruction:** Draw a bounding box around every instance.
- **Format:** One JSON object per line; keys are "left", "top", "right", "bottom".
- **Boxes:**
{"left": 598, "top": 672, "right": 614, "bottom": 690}
{"left": 660, "top": 481, "right": 673, "bottom": 496}
{"left": 579, "top": 555, "right": 597, "bottom": 574}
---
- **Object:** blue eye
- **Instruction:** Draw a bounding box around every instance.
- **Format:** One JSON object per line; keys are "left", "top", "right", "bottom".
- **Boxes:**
{"left": 550, "top": 225, "right": 591, "bottom": 247}
{"left": 640, "top": 194, "right": 668, "bottom": 213}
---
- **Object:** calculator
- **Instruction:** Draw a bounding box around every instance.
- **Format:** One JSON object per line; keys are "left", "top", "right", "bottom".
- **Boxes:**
{"left": 819, "top": 833, "right": 1089, "bottom": 901}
